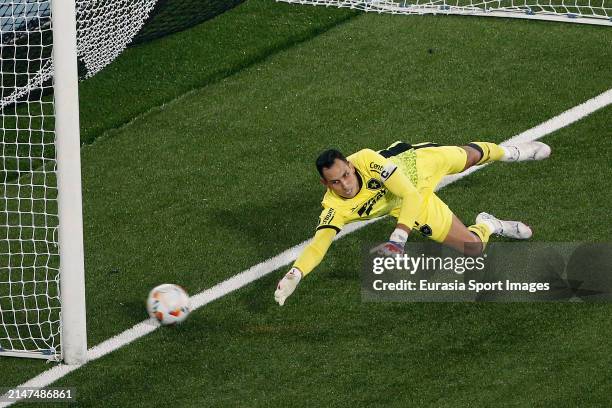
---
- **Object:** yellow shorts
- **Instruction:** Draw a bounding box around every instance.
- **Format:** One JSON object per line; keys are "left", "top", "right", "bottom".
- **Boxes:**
{"left": 388, "top": 142, "right": 467, "bottom": 243}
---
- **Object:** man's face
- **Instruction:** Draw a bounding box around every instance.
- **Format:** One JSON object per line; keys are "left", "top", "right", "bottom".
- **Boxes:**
{"left": 321, "top": 159, "right": 359, "bottom": 199}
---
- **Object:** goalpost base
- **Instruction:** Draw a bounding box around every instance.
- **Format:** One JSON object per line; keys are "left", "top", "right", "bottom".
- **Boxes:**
{"left": 0, "top": 349, "right": 59, "bottom": 361}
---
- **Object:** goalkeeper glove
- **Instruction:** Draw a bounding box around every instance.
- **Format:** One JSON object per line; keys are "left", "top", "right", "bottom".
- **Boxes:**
{"left": 373, "top": 227, "right": 409, "bottom": 256}
{"left": 274, "top": 267, "right": 302, "bottom": 306}
{"left": 374, "top": 241, "right": 405, "bottom": 256}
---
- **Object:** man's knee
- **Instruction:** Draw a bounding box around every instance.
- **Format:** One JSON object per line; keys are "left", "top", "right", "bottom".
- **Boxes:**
{"left": 460, "top": 145, "right": 482, "bottom": 170}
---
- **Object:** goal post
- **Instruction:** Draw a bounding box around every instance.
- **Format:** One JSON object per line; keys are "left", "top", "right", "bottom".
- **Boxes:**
{"left": 0, "top": 0, "right": 86, "bottom": 364}
{"left": 52, "top": 0, "right": 88, "bottom": 365}
{"left": 277, "top": 0, "right": 612, "bottom": 26}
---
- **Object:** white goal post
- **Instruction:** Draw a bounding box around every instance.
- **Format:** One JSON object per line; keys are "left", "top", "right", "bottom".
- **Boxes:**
{"left": 52, "top": 0, "right": 88, "bottom": 366}
{"left": 278, "top": 0, "right": 612, "bottom": 25}
{"left": 0, "top": 0, "right": 86, "bottom": 364}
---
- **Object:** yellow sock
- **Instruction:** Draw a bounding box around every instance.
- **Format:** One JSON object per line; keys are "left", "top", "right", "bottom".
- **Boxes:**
{"left": 468, "top": 223, "right": 492, "bottom": 250}
{"left": 468, "top": 142, "right": 505, "bottom": 165}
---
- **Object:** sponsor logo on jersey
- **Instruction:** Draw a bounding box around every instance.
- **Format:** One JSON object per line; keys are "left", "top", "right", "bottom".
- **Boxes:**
{"left": 369, "top": 162, "right": 383, "bottom": 173}
{"left": 366, "top": 178, "right": 383, "bottom": 190}
{"left": 319, "top": 208, "right": 335, "bottom": 226}
{"left": 357, "top": 188, "right": 387, "bottom": 217}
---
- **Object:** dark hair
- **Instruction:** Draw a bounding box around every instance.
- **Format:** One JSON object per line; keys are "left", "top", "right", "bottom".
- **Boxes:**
{"left": 316, "top": 149, "right": 347, "bottom": 179}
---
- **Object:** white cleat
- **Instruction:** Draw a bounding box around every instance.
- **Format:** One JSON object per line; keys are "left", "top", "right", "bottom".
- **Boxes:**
{"left": 500, "top": 141, "right": 551, "bottom": 162}
{"left": 476, "top": 212, "right": 533, "bottom": 240}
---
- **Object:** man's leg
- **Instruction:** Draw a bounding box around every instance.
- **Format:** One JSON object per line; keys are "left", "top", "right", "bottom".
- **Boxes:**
{"left": 409, "top": 141, "right": 547, "bottom": 255}
{"left": 442, "top": 214, "right": 490, "bottom": 256}
{"left": 461, "top": 141, "right": 551, "bottom": 172}
{"left": 418, "top": 142, "right": 534, "bottom": 255}
{"left": 411, "top": 142, "right": 506, "bottom": 180}
{"left": 442, "top": 212, "right": 532, "bottom": 256}
{"left": 460, "top": 145, "right": 483, "bottom": 170}
{"left": 463, "top": 142, "right": 505, "bottom": 169}
{"left": 414, "top": 193, "right": 494, "bottom": 256}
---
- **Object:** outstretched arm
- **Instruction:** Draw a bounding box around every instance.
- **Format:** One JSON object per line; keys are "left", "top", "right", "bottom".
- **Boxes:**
{"left": 294, "top": 227, "right": 337, "bottom": 276}
{"left": 379, "top": 164, "right": 424, "bottom": 252}
{"left": 274, "top": 227, "right": 336, "bottom": 305}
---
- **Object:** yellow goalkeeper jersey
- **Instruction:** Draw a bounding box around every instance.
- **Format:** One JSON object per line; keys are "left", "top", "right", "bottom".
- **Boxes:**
{"left": 294, "top": 144, "right": 423, "bottom": 276}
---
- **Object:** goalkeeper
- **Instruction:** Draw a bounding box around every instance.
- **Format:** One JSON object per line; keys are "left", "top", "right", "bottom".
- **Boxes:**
{"left": 274, "top": 140, "right": 551, "bottom": 305}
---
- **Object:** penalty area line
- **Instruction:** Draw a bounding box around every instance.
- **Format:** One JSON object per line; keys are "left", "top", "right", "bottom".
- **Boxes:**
{"left": 1, "top": 88, "right": 610, "bottom": 407}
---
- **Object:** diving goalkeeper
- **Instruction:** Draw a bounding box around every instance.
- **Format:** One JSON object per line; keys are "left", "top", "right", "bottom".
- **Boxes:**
{"left": 274, "top": 140, "right": 551, "bottom": 305}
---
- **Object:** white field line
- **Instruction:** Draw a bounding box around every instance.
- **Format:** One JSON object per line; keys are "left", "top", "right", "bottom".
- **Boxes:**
{"left": 1, "top": 88, "right": 610, "bottom": 407}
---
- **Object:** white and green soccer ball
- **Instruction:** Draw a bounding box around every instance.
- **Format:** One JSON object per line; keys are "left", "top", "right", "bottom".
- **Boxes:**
{"left": 146, "top": 284, "right": 191, "bottom": 325}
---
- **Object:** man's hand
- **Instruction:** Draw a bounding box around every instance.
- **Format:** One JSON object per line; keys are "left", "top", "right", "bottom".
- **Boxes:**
{"left": 371, "top": 226, "right": 409, "bottom": 256}
{"left": 274, "top": 267, "right": 302, "bottom": 306}
{"left": 373, "top": 241, "right": 405, "bottom": 257}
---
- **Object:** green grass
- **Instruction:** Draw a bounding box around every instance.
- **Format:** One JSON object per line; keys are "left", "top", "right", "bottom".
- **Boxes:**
{"left": 77, "top": 0, "right": 358, "bottom": 144}
{"left": 2, "top": 0, "right": 355, "bottom": 181}
{"left": 1, "top": 0, "right": 612, "bottom": 405}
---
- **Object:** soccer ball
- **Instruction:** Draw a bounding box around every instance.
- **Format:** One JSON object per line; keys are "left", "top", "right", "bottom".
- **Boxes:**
{"left": 146, "top": 284, "right": 191, "bottom": 325}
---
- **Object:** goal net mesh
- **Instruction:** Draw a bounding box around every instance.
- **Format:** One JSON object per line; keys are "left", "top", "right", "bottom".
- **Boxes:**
{"left": 0, "top": 0, "right": 156, "bottom": 359}
{"left": 278, "top": 0, "right": 611, "bottom": 24}
{"left": 1, "top": 0, "right": 59, "bottom": 359}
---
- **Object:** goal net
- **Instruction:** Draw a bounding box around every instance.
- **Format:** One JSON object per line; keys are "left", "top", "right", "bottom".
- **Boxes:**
{"left": 278, "top": 0, "right": 612, "bottom": 25}
{"left": 0, "top": 0, "right": 60, "bottom": 361}
{"left": 1, "top": 0, "right": 249, "bottom": 363}
{"left": 0, "top": 0, "right": 155, "bottom": 361}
